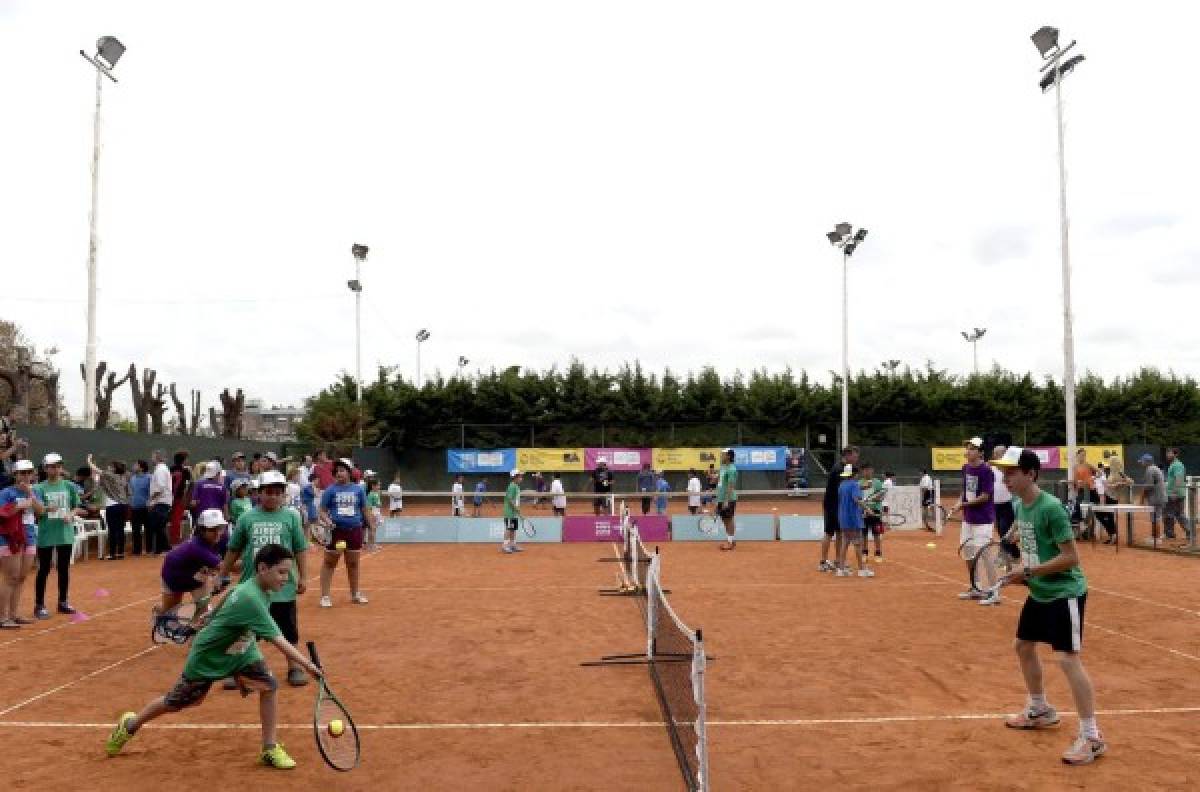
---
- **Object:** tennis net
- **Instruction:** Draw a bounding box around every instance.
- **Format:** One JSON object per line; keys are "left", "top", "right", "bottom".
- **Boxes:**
{"left": 619, "top": 501, "right": 654, "bottom": 592}
{"left": 645, "top": 552, "right": 709, "bottom": 792}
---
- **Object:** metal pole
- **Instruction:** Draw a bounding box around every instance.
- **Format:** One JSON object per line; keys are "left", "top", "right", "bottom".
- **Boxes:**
{"left": 841, "top": 250, "right": 849, "bottom": 447}
{"left": 972, "top": 340, "right": 979, "bottom": 375}
{"left": 1054, "top": 52, "right": 1078, "bottom": 472}
{"left": 355, "top": 256, "right": 363, "bottom": 448}
{"left": 84, "top": 69, "right": 103, "bottom": 429}
{"left": 416, "top": 341, "right": 421, "bottom": 388}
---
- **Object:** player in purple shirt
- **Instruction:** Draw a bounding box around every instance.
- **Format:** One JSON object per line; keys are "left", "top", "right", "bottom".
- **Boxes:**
{"left": 189, "top": 460, "right": 228, "bottom": 520}
{"left": 156, "top": 509, "right": 226, "bottom": 618}
{"left": 949, "top": 437, "right": 996, "bottom": 600}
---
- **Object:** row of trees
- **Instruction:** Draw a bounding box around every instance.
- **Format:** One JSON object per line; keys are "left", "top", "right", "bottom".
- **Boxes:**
{"left": 296, "top": 361, "right": 1200, "bottom": 450}
{"left": 79, "top": 360, "right": 249, "bottom": 437}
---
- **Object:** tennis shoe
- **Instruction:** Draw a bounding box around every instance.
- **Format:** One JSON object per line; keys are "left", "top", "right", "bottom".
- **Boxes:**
{"left": 874, "top": 555, "right": 884, "bottom": 563}
{"left": 835, "top": 567, "right": 850, "bottom": 577}
{"left": 260, "top": 743, "right": 297, "bottom": 769}
{"left": 502, "top": 546, "right": 515, "bottom": 554}
{"left": 1062, "top": 735, "right": 1107, "bottom": 765}
{"left": 509, "top": 545, "right": 524, "bottom": 552}
{"left": 286, "top": 668, "right": 309, "bottom": 687}
{"left": 57, "top": 602, "right": 76, "bottom": 615}
{"left": 979, "top": 590, "right": 1002, "bottom": 606}
{"left": 958, "top": 589, "right": 984, "bottom": 600}
{"left": 351, "top": 592, "right": 369, "bottom": 605}
{"left": 858, "top": 568, "right": 875, "bottom": 578}
{"left": 818, "top": 560, "right": 834, "bottom": 572}
{"left": 1005, "top": 706, "right": 1060, "bottom": 730}
{"left": 319, "top": 596, "right": 333, "bottom": 608}
{"left": 105, "top": 712, "right": 137, "bottom": 757}
{"left": 34, "top": 605, "right": 50, "bottom": 620}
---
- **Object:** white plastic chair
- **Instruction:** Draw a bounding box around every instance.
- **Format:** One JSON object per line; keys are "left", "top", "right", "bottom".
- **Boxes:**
{"left": 71, "top": 518, "right": 105, "bottom": 563}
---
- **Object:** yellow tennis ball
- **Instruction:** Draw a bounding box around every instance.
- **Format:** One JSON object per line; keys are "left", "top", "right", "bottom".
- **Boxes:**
{"left": 335, "top": 540, "right": 347, "bottom": 551}
{"left": 328, "top": 719, "right": 345, "bottom": 738}
{"left": 926, "top": 542, "right": 937, "bottom": 549}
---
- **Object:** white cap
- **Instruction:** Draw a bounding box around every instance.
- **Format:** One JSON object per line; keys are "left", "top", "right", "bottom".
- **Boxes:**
{"left": 259, "top": 470, "right": 287, "bottom": 488}
{"left": 43, "top": 452, "right": 63, "bottom": 465}
{"left": 965, "top": 436, "right": 984, "bottom": 449}
{"left": 510, "top": 468, "right": 522, "bottom": 477}
{"left": 722, "top": 447, "right": 735, "bottom": 454}
{"left": 248, "top": 477, "right": 261, "bottom": 489}
{"left": 336, "top": 457, "right": 355, "bottom": 471}
{"left": 197, "top": 508, "right": 228, "bottom": 529}
{"left": 202, "top": 460, "right": 221, "bottom": 479}
{"left": 364, "top": 469, "right": 376, "bottom": 478}
{"left": 264, "top": 451, "right": 279, "bottom": 463}
{"left": 13, "top": 459, "right": 34, "bottom": 472}
{"left": 839, "top": 464, "right": 856, "bottom": 477}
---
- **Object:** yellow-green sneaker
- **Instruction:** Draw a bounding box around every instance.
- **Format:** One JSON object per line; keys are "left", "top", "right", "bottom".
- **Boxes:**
{"left": 260, "top": 743, "right": 297, "bottom": 769}
{"left": 105, "top": 712, "right": 137, "bottom": 757}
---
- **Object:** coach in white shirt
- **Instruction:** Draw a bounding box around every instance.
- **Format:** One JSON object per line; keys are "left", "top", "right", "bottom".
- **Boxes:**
{"left": 451, "top": 475, "right": 465, "bottom": 517}
{"left": 550, "top": 473, "right": 567, "bottom": 516}
{"left": 686, "top": 468, "right": 703, "bottom": 515}
{"left": 146, "top": 450, "right": 173, "bottom": 554}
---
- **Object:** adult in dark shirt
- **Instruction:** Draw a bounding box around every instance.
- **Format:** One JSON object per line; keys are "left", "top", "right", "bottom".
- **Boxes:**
{"left": 168, "top": 450, "right": 192, "bottom": 546}
{"left": 820, "top": 446, "right": 858, "bottom": 572}
{"left": 636, "top": 463, "right": 655, "bottom": 515}
{"left": 592, "top": 461, "right": 613, "bottom": 516}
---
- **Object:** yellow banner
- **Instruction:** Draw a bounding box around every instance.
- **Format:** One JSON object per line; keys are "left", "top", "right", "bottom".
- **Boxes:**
{"left": 516, "top": 448, "right": 585, "bottom": 472}
{"left": 1061, "top": 445, "right": 1123, "bottom": 468}
{"left": 931, "top": 447, "right": 967, "bottom": 471}
{"left": 652, "top": 448, "right": 721, "bottom": 471}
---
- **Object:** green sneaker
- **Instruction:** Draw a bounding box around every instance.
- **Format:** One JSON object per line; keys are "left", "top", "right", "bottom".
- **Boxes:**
{"left": 105, "top": 712, "right": 137, "bottom": 757}
{"left": 260, "top": 743, "right": 297, "bottom": 769}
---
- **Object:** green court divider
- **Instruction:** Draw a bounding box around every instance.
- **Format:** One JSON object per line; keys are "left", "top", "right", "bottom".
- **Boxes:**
{"left": 672, "top": 514, "right": 776, "bottom": 541}
{"left": 778, "top": 516, "right": 826, "bottom": 541}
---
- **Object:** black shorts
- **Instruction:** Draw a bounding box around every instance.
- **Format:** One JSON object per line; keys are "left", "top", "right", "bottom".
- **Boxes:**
{"left": 995, "top": 501, "right": 1015, "bottom": 535}
{"left": 269, "top": 600, "right": 299, "bottom": 645}
{"left": 717, "top": 502, "right": 737, "bottom": 519}
{"left": 922, "top": 491, "right": 934, "bottom": 507}
{"left": 1016, "top": 593, "right": 1087, "bottom": 653}
{"left": 863, "top": 516, "right": 883, "bottom": 536}
{"left": 823, "top": 511, "right": 839, "bottom": 537}
{"left": 163, "top": 660, "right": 276, "bottom": 710}
{"left": 504, "top": 517, "right": 519, "bottom": 532}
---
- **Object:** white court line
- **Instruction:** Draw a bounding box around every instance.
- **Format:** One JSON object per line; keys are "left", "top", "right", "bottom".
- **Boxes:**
{"left": 328, "top": 581, "right": 950, "bottom": 593}
{"left": 0, "top": 594, "right": 159, "bottom": 649}
{"left": 3, "top": 705, "right": 1198, "bottom": 730}
{"left": 1088, "top": 585, "right": 1200, "bottom": 618}
{"left": 0, "top": 645, "right": 160, "bottom": 718}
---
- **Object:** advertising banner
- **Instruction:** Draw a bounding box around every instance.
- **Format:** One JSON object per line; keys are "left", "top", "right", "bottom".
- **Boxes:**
{"left": 672, "top": 514, "right": 776, "bottom": 541}
{"left": 561, "top": 514, "right": 669, "bottom": 542}
{"left": 447, "top": 449, "right": 516, "bottom": 474}
{"left": 516, "top": 448, "right": 586, "bottom": 472}
{"left": 732, "top": 446, "right": 788, "bottom": 471}
{"left": 584, "top": 448, "right": 652, "bottom": 472}
{"left": 931, "top": 447, "right": 967, "bottom": 471}
{"left": 652, "top": 447, "right": 720, "bottom": 471}
{"left": 1060, "top": 445, "right": 1123, "bottom": 467}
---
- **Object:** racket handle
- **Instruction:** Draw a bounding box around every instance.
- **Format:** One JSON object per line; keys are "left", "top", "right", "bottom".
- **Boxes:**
{"left": 307, "top": 640, "right": 322, "bottom": 668}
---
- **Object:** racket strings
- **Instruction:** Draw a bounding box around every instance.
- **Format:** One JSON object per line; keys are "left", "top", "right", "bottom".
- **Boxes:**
{"left": 315, "top": 695, "right": 359, "bottom": 768}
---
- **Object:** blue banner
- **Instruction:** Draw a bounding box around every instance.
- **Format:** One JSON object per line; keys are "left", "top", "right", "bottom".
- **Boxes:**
{"left": 447, "top": 448, "right": 516, "bottom": 474}
{"left": 732, "top": 446, "right": 788, "bottom": 471}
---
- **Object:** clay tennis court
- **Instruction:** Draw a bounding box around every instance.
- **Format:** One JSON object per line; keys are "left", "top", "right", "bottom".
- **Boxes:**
{"left": 3, "top": 526, "right": 1198, "bottom": 790}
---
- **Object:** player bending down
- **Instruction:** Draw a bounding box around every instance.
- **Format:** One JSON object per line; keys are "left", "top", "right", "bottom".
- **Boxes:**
{"left": 994, "top": 447, "right": 1105, "bottom": 765}
{"left": 154, "top": 509, "right": 227, "bottom": 627}
{"left": 106, "top": 543, "right": 323, "bottom": 769}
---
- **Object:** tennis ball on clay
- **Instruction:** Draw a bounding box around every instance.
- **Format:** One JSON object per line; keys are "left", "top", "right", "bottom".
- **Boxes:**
{"left": 335, "top": 540, "right": 347, "bottom": 551}
{"left": 328, "top": 719, "right": 345, "bottom": 738}
{"left": 925, "top": 542, "right": 937, "bottom": 549}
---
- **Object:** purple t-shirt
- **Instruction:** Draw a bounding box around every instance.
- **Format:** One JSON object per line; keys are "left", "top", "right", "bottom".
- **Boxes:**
{"left": 160, "top": 535, "right": 222, "bottom": 593}
{"left": 961, "top": 462, "right": 996, "bottom": 524}
{"left": 191, "top": 478, "right": 228, "bottom": 516}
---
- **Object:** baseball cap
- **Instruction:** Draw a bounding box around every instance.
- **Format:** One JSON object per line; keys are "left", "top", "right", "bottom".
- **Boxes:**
{"left": 232, "top": 477, "right": 250, "bottom": 490}
{"left": 334, "top": 457, "right": 355, "bottom": 472}
{"left": 202, "top": 460, "right": 221, "bottom": 479}
{"left": 264, "top": 451, "right": 279, "bottom": 463}
{"left": 43, "top": 452, "right": 63, "bottom": 465}
{"left": 232, "top": 451, "right": 246, "bottom": 459}
{"left": 839, "top": 463, "right": 856, "bottom": 478}
{"left": 964, "top": 437, "right": 984, "bottom": 450}
{"left": 259, "top": 470, "right": 287, "bottom": 488}
{"left": 13, "top": 459, "right": 34, "bottom": 472}
{"left": 197, "top": 509, "right": 228, "bottom": 529}
{"left": 1138, "top": 453, "right": 1154, "bottom": 464}
{"left": 510, "top": 468, "right": 522, "bottom": 477}
{"left": 992, "top": 446, "right": 1041, "bottom": 471}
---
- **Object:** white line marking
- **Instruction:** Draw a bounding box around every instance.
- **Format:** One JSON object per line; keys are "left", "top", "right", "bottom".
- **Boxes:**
{"left": 328, "top": 580, "right": 950, "bottom": 593}
{"left": 0, "top": 594, "right": 159, "bottom": 649}
{"left": 3, "top": 706, "right": 1198, "bottom": 730}
{"left": 1090, "top": 624, "right": 1200, "bottom": 663}
{"left": 1088, "top": 586, "right": 1200, "bottom": 618}
{"left": 0, "top": 645, "right": 160, "bottom": 717}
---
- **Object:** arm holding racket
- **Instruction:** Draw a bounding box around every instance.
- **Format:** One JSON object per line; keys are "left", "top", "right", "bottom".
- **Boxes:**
{"left": 270, "top": 635, "right": 322, "bottom": 679}
{"left": 1000, "top": 537, "right": 1080, "bottom": 588}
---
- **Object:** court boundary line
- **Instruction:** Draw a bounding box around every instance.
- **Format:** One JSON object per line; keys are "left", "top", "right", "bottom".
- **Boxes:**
{"left": 0, "top": 645, "right": 160, "bottom": 718}
{"left": 3, "top": 705, "right": 1199, "bottom": 730}
{"left": 0, "top": 594, "right": 160, "bottom": 650}
{"left": 1087, "top": 585, "right": 1200, "bottom": 618}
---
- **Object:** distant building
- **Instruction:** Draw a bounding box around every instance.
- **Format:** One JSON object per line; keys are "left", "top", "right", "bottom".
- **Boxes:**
{"left": 239, "top": 399, "right": 304, "bottom": 441}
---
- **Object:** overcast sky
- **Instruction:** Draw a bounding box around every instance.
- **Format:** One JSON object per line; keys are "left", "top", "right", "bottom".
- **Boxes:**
{"left": 1, "top": 1, "right": 1196, "bottom": 424}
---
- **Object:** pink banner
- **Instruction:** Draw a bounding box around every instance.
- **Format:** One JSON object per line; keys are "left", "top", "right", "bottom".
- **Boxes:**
{"left": 561, "top": 515, "right": 670, "bottom": 542}
{"left": 584, "top": 447, "right": 651, "bottom": 471}
{"left": 1027, "top": 446, "right": 1063, "bottom": 469}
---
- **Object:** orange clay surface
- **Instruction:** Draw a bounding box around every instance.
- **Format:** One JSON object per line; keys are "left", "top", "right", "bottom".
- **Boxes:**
{"left": 3, "top": 508, "right": 1199, "bottom": 791}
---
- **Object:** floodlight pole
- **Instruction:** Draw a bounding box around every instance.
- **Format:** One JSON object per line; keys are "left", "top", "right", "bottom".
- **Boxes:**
{"left": 841, "top": 249, "right": 849, "bottom": 448}
{"left": 350, "top": 244, "right": 368, "bottom": 448}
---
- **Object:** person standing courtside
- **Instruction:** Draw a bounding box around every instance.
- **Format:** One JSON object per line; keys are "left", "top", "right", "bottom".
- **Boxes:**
{"left": 592, "top": 460, "right": 613, "bottom": 516}
{"left": 716, "top": 449, "right": 738, "bottom": 551}
{"left": 949, "top": 437, "right": 994, "bottom": 601}
{"left": 1163, "top": 447, "right": 1188, "bottom": 542}
{"left": 820, "top": 446, "right": 859, "bottom": 572}
{"left": 1137, "top": 453, "right": 1166, "bottom": 541}
{"left": 980, "top": 445, "right": 1016, "bottom": 606}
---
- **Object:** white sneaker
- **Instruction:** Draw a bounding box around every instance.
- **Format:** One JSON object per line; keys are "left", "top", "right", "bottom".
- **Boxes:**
{"left": 818, "top": 560, "right": 834, "bottom": 572}
{"left": 858, "top": 568, "right": 875, "bottom": 578}
{"left": 958, "top": 589, "right": 984, "bottom": 600}
{"left": 979, "top": 590, "right": 1002, "bottom": 606}
{"left": 319, "top": 596, "right": 333, "bottom": 608}
{"left": 351, "top": 592, "right": 369, "bottom": 605}
{"left": 835, "top": 567, "right": 850, "bottom": 577}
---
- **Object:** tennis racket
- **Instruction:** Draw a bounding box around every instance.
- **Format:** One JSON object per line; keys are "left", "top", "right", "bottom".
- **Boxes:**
{"left": 310, "top": 520, "right": 330, "bottom": 546}
{"left": 882, "top": 512, "right": 907, "bottom": 527}
{"left": 151, "top": 602, "right": 199, "bottom": 645}
{"left": 698, "top": 512, "right": 720, "bottom": 535}
{"left": 958, "top": 537, "right": 989, "bottom": 561}
{"left": 972, "top": 541, "right": 1017, "bottom": 592}
{"left": 521, "top": 517, "right": 537, "bottom": 538}
{"left": 307, "top": 641, "right": 360, "bottom": 772}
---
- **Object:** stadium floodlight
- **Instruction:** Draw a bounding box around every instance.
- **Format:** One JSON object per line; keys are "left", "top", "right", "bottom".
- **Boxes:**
{"left": 961, "top": 327, "right": 988, "bottom": 374}
{"left": 78, "top": 34, "right": 125, "bottom": 430}
{"left": 835, "top": 222, "right": 852, "bottom": 236}
{"left": 1031, "top": 25, "right": 1084, "bottom": 478}
{"left": 349, "top": 243, "right": 369, "bottom": 447}
{"left": 415, "top": 329, "right": 431, "bottom": 387}
{"left": 457, "top": 356, "right": 469, "bottom": 380}
{"left": 825, "top": 231, "right": 841, "bottom": 245}
{"left": 853, "top": 228, "right": 868, "bottom": 243}
{"left": 826, "top": 222, "right": 869, "bottom": 447}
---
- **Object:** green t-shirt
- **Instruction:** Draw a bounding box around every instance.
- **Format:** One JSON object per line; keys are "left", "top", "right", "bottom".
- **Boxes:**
{"left": 228, "top": 508, "right": 308, "bottom": 603}
{"left": 716, "top": 464, "right": 738, "bottom": 503}
{"left": 366, "top": 491, "right": 381, "bottom": 510}
{"left": 863, "top": 478, "right": 884, "bottom": 515}
{"left": 182, "top": 579, "right": 281, "bottom": 681}
{"left": 503, "top": 481, "right": 521, "bottom": 519}
{"left": 1014, "top": 490, "right": 1087, "bottom": 603}
{"left": 230, "top": 497, "right": 252, "bottom": 523}
{"left": 1166, "top": 459, "right": 1186, "bottom": 498}
{"left": 34, "top": 479, "right": 81, "bottom": 547}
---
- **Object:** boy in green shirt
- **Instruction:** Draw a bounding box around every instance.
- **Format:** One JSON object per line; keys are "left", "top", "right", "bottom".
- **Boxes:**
{"left": 859, "top": 463, "right": 886, "bottom": 563}
{"left": 221, "top": 470, "right": 309, "bottom": 687}
{"left": 229, "top": 479, "right": 253, "bottom": 524}
{"left": 716, "top": 449, "right": 738, "bottom": 551}
{"left": 33, "top": 453, "right": 87, "bottom": 620}
{"left": 1163, "top": 447, "right": 1188, "bottom": 542}
{"left": 993, "top": 447, "right": 1104, "bottom": 766}
{"left": 106, "top": 543, "right": 321, "bottom": 769}
{"left": 502, "top": 469, "right": 524, "bottom": 554}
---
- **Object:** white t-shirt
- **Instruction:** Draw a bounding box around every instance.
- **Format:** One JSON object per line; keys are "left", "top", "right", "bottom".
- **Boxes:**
{"left": 550, "top": 479, "right": 566, "bottom": 509}
{"left": 387, "top": 484, "right": 403, "bottom": 511}
{"left": 686, "top": 476, "right": 702, "bottom": 507}
{"left": 149, "top": 462, "right": 172, "bottom": 507}
{"left": 452, "top": 481, "right": 464, "bottom": 511}
{"left": 1094, "top": 471, "right": 1107, "bottom": 499}
{"left": 919, "top": 474, "right": 933, "bottom": 491}
{"left": 990, "top": 465, "right": 1012, "bottom": 504}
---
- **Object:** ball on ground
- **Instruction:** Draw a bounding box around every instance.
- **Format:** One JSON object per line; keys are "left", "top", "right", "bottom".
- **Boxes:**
{"left": 328, "top": 718, "right": 345, "bottom": 738}
{"left": 335, "top": 540, "right": 347, "bottom": 551}
{"left": 925, "top": 542, "right": 937, "bottom": 549}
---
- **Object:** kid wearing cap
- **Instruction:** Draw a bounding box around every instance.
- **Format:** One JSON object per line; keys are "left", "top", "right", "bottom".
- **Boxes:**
{"left": 0, "top": 459, "right": 45, "bottom": 628}
{"left": 317, "top": 459, "right": 373, "bottom": 607}
{"left": 950, "top": 437, "right": 995, "bottom": 600}
{"left": 33, "top": 453, "right": 88, "bottom": 620}
{"left": 157, "top": 509, "right": 226, "bottom": 621}
{"left": 716, "top": 449, "right": 738, "bottom": 551}
{"left": 834, "top": 463, "right": 873, "bottom": 577}
{"left": 502, "top": 469, "right": 524, "bottom": 554}
{"left": 994, "top": 447, "right": 1104, "bottom": 765}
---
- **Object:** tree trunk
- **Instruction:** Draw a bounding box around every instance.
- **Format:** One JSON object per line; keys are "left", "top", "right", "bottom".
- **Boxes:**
{"left": 80, "top": 361, "right": 130, "bottom": 429}
{"left": 169, "top": 383, "right": 189, "bottom": 435}
{"left": 150, "top": 383, "right": 167, "bottom": 435}
{"left": 128, "top": 365, "right": 159, "bottom": 433}
{"left": 219, "top": 388, "right": 245, "bottom": 439}
{"left": 190, "top": 390, "right": 201, "bottom": 435}
{"left": 208, "top": 406, "right": 222, "bottom": 437}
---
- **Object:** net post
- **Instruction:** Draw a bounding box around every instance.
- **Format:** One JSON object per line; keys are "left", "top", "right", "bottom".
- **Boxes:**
{"left": 934, "top": 478, "right": 943, "bottom": 536}
{"left": 693, "top": 627, "right": 709, "bottom": 792}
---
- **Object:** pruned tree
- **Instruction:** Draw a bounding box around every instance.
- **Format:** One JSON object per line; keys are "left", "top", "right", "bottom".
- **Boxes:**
{"left": 150, "top": 383, "right": 168, "bottom": 435}
{"left": 190, "top": 389, "right": 201, "bottom": 436}
{"left": 169, "top": 383, "right": 189, "bottom": 436}
{"left": 208, "top": 406, "right": 223, "bottom": 437}
{"left": 79, "top": 361, "right": 131, "bottom": 429}
{"left": 218, "top": 388, "right": 245, "bottom": 438}
{"left": 128, "top": 364, "right": 158, "bottom": 433}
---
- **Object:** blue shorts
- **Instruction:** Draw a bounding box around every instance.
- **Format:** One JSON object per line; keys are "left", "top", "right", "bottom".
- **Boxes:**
{"left": 0, "top": 524, "right": 38, "bottom": 557}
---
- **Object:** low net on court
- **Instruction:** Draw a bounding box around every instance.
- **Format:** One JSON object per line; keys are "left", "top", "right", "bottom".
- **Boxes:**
{"left": 617, "top": 501, "right": 654, "bottom": 592}
{"left": 644, "top": 552, "right": 709, "bottom": 791}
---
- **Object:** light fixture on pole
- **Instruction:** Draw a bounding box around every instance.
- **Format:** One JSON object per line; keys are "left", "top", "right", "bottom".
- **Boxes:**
{"left": 826, "top": 223, "right": 869, "bottom": 448}
{"left": 1031, "top": 25, "right": 1085, "bottom": 468}
{"left": 457, "top": 356, "right": 469, "bottom": 380}
{"left": 415, "top": 329, "right": 431, "bottom": 386}
{"left": 881, "top": 359, "right": 901, "bottom": 379}
{"left": 960, "top": 327, "right": 987, "bottom": 374}
{"left": 349, "top": 243, "right": 368, "bottom": 447}
{"left": 78, "top": 35, "right": 125, "bottom": 429}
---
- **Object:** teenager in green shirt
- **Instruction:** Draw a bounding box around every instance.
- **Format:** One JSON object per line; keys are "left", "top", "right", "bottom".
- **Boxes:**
{"left": 994, "top": 447, "right": 1105, "bottom": 766}
{"left": 1163, "top": 447, "right": 1188, "bottom": 542}
{"left": 502, "top": 469, "right": 524, "bottom": 554}
{"left": 106, "top": 543, "right": 322, "bottom": 769}
{"left": 221, "top": 470, "right": 309, "bottom": 687}
{"left": 229, "top": 479, "right": 253, "bottom": 523}
{"left": 716, "top": 449, "right": 738, "bottom": 551}
{"left": 33, "top": 453, "right": 87, "bottom": 620}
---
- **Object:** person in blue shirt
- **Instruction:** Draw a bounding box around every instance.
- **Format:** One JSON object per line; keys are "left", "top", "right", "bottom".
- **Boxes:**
{"left": 128, "top": 460, "right": 153, "bottom": 556}
{"left": 654, "top": 472, "right": 671, "bottom": 515}
{"left": 835, "top": 463, "right": 873, "bottom": 578}
{"left": 472, "top": 479, "right": 486, "bottom": 517}
{"left": 316, "top": 459, "right": 374, "bottom": 609}
{"left": 0, "top": 459, "right": 45, "bottom": 628}
{"left": 637, "top": 463, "right": 656, "bottom": 516}
{"left": 300, "top": 473, "right": 319, "bottom": 525}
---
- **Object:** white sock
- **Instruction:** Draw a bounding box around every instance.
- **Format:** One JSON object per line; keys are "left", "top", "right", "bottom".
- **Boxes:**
{"left": 1028, "top": 694, "right": 1048, "bottom": 711}
{"left": 1079, "top": 717, "right": 1100, "bottom": 739}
